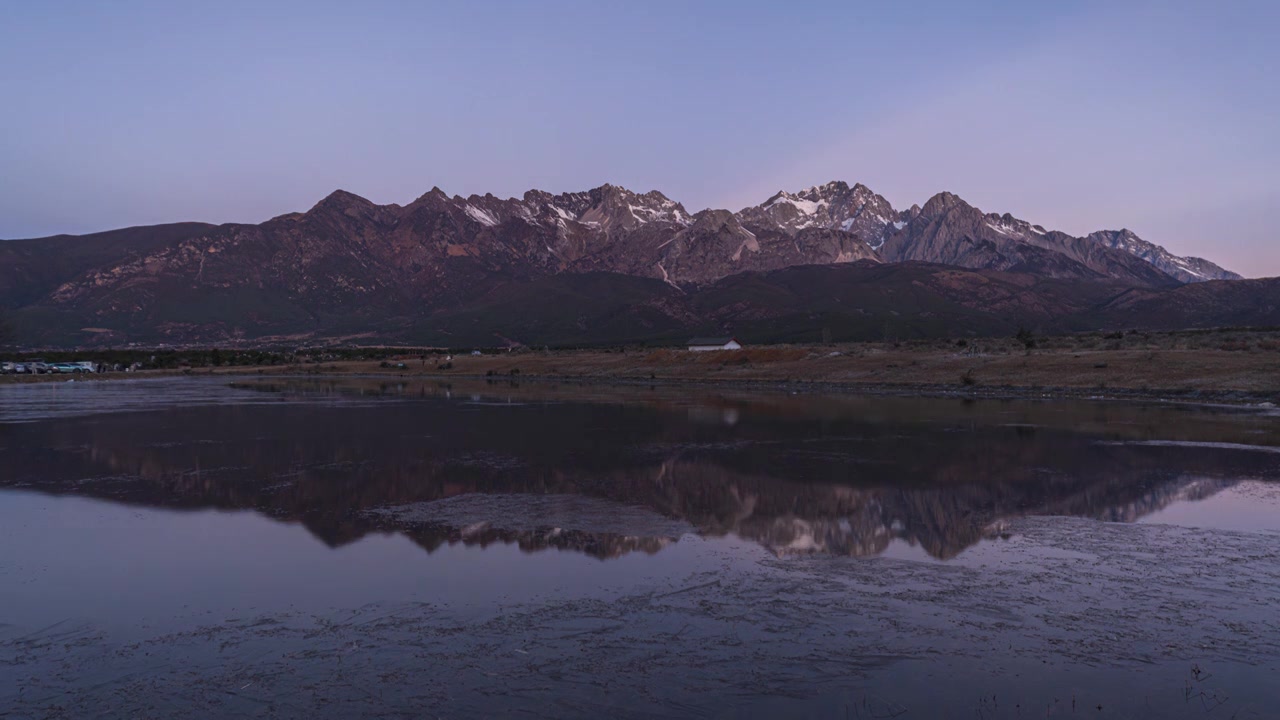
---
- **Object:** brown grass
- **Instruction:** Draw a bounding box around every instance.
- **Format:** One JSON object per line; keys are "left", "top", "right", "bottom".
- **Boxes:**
{"left": 315, "top": 329, "right": 1280, "bottom": 398}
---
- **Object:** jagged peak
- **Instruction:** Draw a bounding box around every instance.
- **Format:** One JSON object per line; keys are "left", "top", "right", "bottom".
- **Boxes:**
{"left": 762, "top": 190, "right": 791, "bottom": 205}
{"left": 755, "top": 181, "right": 891, "bottom": 214}
{"left": 686, "top": 208, "right": 737, "bottom": 229}
{"left": 919, "top": 191, "right": 974, "bottom": 217}
{"left": 764, "top": 190, "right": 826, "bottom": 213}
{"left": 589, "top": 182, "right": 632, "bottom": 200}
{"left": 305, "top": 189, "right": 407, "bottom": 226}
{"left": 404, "top": 186, "right": 451, "bottom": 208}
{"left": 803, "top": 180, "right": 849, "bottom": 195}
{"left": 310, "top": 188, "right": 375, "bottom": 212}
{"left": 571, "top": 183, "right": 691, "bottom": 228}
{"left": 1086, "top": 228, "right": 1145, "bottom": 243}
{"left": 638, "top": 188, "right": 679, "bottom": 203}
{"left": 735, "top": 181, "right": 898, "bottom": 243}
{"left": 583, "top": 183, "right": 676, "bottom": 204}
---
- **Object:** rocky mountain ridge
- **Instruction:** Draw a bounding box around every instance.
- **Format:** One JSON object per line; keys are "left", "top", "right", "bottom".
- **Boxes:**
{"left": 0, "top": 180, "right": 1251, "bottom": 346}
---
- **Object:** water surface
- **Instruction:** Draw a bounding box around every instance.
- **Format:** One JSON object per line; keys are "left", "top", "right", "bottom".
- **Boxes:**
{"left": 2, "top": 377, "right": 1278, "bottom": 718}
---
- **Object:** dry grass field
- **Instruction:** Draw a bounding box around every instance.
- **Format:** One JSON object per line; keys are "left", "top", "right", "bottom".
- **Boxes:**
{"left": 287, "top": 328, "right": 1280, "bottom": 401}
{"left": 5, "top": 329, "right": 1278, "bottom": 402}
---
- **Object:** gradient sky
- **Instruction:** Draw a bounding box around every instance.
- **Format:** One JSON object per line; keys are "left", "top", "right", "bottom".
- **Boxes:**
{"left": 2, "top": 0, "right": 1276, "bottom": 276}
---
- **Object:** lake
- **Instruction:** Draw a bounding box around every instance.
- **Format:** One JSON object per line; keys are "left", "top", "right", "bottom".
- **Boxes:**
{"left": 2, "top": 377, "right": 1279, "bottom": 718}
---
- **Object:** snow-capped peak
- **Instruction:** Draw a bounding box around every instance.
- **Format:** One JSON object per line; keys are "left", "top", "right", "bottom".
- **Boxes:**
{"left": 565, "top": 185, "right": 694, "bottom": 231}
{"left": 740, "top": 181, "right": 898, "bottom": 246}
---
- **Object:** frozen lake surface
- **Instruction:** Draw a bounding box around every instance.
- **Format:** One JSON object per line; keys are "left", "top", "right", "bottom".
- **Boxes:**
{"left": 2, "top": 377, "right": 1278, "bottom": 718}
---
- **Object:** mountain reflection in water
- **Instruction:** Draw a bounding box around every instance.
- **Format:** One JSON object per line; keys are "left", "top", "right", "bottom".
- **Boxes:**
{"left": 0, "top": 377, "right": 1276, "bottom": 560}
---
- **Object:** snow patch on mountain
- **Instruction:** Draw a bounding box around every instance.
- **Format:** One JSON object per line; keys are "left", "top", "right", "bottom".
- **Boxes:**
{"left": 770, "top": 195, "right": 825, "bottom": 216}
{"left": 984, "top": 221, "right": 1012, "bottom": 236}
{"left": 464, "top": 205, "right": 499, "bottom": 227}
{"left": 629, "top": 200, "right": 692, "bottom": 226}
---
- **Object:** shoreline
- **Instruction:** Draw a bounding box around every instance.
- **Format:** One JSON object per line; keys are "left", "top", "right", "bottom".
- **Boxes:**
{"left": 7, "top": 365, "right": 1277, "bottom": 409}
{"left": 307, "top": 369, "right": 1280, "bottom": 408}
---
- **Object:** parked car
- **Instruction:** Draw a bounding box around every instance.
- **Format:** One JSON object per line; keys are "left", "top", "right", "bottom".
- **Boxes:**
{"left": 3, "top": 359, "right": 102, "bottom": 374}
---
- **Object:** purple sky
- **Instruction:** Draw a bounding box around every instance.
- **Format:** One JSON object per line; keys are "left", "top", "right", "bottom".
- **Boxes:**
{"left": 1, "top": 0, "right": 1276, "bottom": 276}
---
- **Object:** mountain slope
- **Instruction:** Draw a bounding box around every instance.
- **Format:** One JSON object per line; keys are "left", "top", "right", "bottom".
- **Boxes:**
{"left": 0, "top": 222, "right": 216, "bottom": 307}
{"left": 1085, "top": 229, "right": 1241, "bottom": 283}
{"left": 411, "top": 264, "right": 1279, "bottom": 348}
{"left": 1090, "top": 276, "right": 1280, "bottom": 330}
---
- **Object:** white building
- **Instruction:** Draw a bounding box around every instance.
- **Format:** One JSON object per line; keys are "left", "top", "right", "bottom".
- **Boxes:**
{"left": 687, "top": 336, "right": 742, "bottom": 352}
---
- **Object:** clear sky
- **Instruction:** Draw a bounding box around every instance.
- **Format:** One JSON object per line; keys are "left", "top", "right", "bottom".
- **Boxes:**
{"left": 1, "top": 0, "right": 1276, "bottom": 276}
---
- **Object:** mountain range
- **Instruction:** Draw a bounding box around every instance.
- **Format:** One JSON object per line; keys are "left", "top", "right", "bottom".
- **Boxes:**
{"left": 0, "top": 181, "right": 1266, "bottom": 348}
